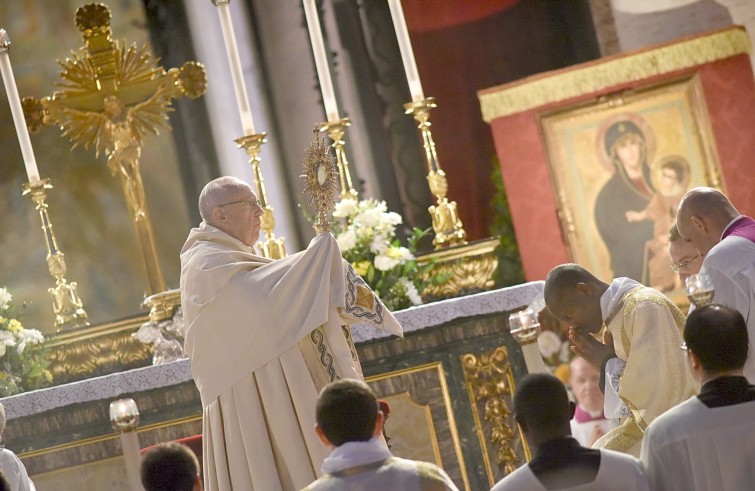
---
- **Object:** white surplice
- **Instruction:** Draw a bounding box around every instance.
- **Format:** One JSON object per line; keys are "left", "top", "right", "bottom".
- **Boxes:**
{"left": 180, "top": 223, "right": 402, "bottom": 491}
{"left": 0, "top": 448, "right": 36, "bottom": 491}
{"left": 700, "top": 234, "right": 755, "bottom": 381}
{"left": 640, "top": 395, "right": 755, "bottom": 491}
{"left": 594, "top": 279, "right": 697, "bottom": 456}
{"left": 490, "top": 449, "right": 649, "bottom": 491}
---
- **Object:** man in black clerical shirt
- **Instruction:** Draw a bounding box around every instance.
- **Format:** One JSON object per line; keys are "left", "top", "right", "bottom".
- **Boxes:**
{"left": 491, "top": 374, "right": 648, "bottom": 491}
{"left": 641, "top": 304, "right": 755, "bottom": 491}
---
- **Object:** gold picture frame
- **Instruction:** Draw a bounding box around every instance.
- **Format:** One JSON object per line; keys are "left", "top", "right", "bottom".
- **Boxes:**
{"left": 539, "top": 76, "right": 723, "bottom": 288}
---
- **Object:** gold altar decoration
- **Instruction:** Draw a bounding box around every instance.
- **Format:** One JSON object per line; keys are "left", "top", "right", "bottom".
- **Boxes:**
{"left": 461, "top": 346, "right": 529, "bottom": 487}
{"left": 303, "top": 128, "right": 340, "bottom": 234}
{"left": 47, "top": 314, "right": 153, "bottom": 383}
{"left": 405, "top": 97, "right": 467, "bottom": 249}
{"left": 479, "top": 27, "right": 751, "bottom": 121}
{"left": 317, "top": 118, "right": 359, "bottom": 201}
{"left": 22, "top": 180, "right": 89, "bottom": 331}
{"left": 236, "top": 133, "right": 287, "bottom": 259}
{"left": 417, "top": 238, "right": 500, "bottom": 298}
{"left": 22, "top": 3, "right": 207, "bottom": 302}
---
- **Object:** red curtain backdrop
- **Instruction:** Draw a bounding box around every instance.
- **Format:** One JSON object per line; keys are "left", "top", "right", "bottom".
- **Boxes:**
{"left": 401, "top": 0, "right": 598, "bottom": 241}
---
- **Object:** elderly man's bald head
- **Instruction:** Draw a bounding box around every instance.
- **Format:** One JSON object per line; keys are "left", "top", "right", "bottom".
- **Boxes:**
{"left": 676, "top": 187, "right": 739, "bottom": 256}
{"left": 198, "top": 176, "right": 252, "bottom": 223}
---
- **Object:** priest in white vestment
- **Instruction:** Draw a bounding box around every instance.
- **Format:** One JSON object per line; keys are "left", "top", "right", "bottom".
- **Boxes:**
{"left": 544, "top": 264, "right": 697, "bottom": 456}
{"left": 491, "top": 374, "right": 649, "bottom": 491}
{"left": 640, "top": 305, "right": 755, "bottom": 491}
{"left": 180, "top": 177, "right": 402, "bottom": 491}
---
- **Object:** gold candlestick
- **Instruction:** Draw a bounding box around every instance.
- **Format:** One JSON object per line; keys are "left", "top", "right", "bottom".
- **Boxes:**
{"left": 22, "top": 3, "right": 206, "bottom": 297}
{"left": 22, "top": 179, "right": 88, "bottom": 331}
{"left": 404, "top": 97, "right": 467, "bottom": 249}
{"left": 235, "top": 133, "right": 286, "bottom": 259}
{"left": 317, "top": 118, "right": 359, "bottom": 201}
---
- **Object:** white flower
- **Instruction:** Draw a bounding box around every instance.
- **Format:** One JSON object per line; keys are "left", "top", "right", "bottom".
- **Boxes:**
{"left": 16, "top": 329, "right": 44, "bottom": 354}
{"left": 382, "top": 212, "right": 402, "bottom": 226}
{"left": 333, "top": 199, "right": 358, "bottom": 218}
{"left": 369, "top": 234, "right": 390, "bottom": 255}
{"left": 374, "top": 254, "right": 400, "bottom": 271}
{"left": 388, "top": 246, "right": 414, "bottom": 262}
{"left": 537, "top": 330, "right": 562, "bottom": 358}
{"left": 354, "top": 207, "right": 383, "bottom": 228}
{"left": 0, "top": 331, "right": 16, "bottom": 358}
{"left": 400, "top": 278, "right": 423, "bottom": 306}
{"left": 336, "top": 229, "right": 358, "bottom": 252}
{"left": 0, "top": 288, "right": 11, "bottom": 311}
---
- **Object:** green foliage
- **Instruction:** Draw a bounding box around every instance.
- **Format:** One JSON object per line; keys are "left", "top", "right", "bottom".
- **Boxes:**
{"left": 0, "top": 288, "right": 53, "bottom": 397}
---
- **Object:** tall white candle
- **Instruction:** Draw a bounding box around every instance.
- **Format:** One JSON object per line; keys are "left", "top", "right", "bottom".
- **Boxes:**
{"left": 213, "top": 1, "right": 256, "bottom": 136}
{"left": 0, "top": 29, "right": 40, "bottom": 183}
{"left": 302, "top": 0, "right": 340, "bottom": 122}
{"left": 387, "top": 0, "right": 424, "bottom": 102}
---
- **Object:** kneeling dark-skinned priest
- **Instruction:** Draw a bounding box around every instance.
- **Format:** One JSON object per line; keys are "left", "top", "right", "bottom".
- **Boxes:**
{"left": 180, "top": 175, "right": 402, "bottom": 491}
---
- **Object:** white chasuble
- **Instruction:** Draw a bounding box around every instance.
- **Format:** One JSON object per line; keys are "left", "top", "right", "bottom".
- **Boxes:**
{"left": 180, "top": 223, "right": 402, "bottom": 491}
{"left": 594, "top": 281, "right": 696, "bottom": 456}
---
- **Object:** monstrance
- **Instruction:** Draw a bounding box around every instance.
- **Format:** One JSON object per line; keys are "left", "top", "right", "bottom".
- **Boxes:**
{"left": 302, "top": 128, "right": 340, "bottom": 234}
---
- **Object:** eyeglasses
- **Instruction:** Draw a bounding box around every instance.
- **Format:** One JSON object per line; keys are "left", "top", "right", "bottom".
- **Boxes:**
{"left": 217, "top": 197, "right": 259, "bottom": 209}
{"left": 670, "top": 254, "right": 700, "bottom": 273}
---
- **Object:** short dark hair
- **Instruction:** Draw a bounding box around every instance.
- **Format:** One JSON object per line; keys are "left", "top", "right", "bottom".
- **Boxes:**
{"left": 685, "top": 304, "right": 749, "bottom": 372}
{"left": 0, "top": 470, "right": 10, "bottom": 491}
{"left": 661, "top": 159, "right": 685, "bottom": 182}
{"left": 316, "top": 379, "right": 377, "bottom": 447}
{"left": 140, "top": 442, "right": 199, "bottom": 491}
{"left": 514, "top": 374, "right": 571, "bottom": 431}
{"left": 544, "top": 264, "right": 597, "bottom": 306}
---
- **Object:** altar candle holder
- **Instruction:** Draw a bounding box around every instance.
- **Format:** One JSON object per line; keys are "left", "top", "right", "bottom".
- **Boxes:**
{"left": 508, "top": 308, "right": 548, "bottom": 374}
{"left": 316, "top": 118, "right": 359, "bottom": 201}
{"left": 404, "top": 98, "right": 467, "bottom": 249}
{"left": 235, "top": 133, "right": 286, "bottom": 259}
{"left": 22, "top": 182, "right": 89, "bottom": 332}
{"left": 109, "top": 398, "right": 141, "bottom": 491}
{"left": 685, "top": 273, "right": 715, "bottom": 307}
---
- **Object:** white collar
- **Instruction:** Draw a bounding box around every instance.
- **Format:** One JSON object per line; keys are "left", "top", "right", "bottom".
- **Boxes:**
{"left": 321, "top": 437, "right": 392, "bottom": 474}
{"left": 721, "top": 215, "right": 744, "bottom": 241}
{"left": 600, "top": 277, "right": 642, "bottom": 323}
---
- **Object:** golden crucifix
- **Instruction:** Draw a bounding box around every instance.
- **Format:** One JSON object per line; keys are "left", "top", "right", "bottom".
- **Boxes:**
{"left": 23, "top": 3, "right": 206, "bottom": 296}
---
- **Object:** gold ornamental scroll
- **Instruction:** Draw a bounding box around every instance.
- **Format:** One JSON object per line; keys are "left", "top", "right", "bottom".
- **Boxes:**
{"left": 23, "top": 3, "right": 207, "bottom": 297}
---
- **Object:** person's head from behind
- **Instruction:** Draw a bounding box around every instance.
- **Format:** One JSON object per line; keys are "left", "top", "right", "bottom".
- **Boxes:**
{"left": 514, "top": 374, "right": 573, "bottom": 448}
{"left": 668, "top": 224, "right": 702, "bottom": 284}
{"left": 198, "top": 176, "right": 264, "bottom": 247}
{"left": 0, "top": 470, "right": 9, "bottom": 491}
{"left": 315, "top": 379, "right": 383, "bottom": 448}
{"left": 676, "top": 187, "right": 739, "bottom": 257}
{"left": 141, "top": 442, "right": 202, "bottom": 491}
{"left": 684, "top": 304, "right": 749, "bottom": 383}
{"left": 544, "top": 264, "right": 605, "bottom": 335}
{"left": 569, "top": 357, "right": 603, "bottom": 414}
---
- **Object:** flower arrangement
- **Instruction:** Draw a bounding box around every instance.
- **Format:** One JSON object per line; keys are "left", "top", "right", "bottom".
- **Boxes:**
{"left": 0, "top": 288, "right": 53, "bottom": 396}
{"left": 332, "top": 198, "right": 440, "bottom": 311}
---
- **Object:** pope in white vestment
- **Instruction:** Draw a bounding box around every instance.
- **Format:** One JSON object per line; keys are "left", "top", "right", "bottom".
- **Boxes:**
{"left": 180, "top": 177, "right": 402, "bottom": 491}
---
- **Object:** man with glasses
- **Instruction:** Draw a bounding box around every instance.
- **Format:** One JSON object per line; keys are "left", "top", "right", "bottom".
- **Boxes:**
{"left": 676, "top": 187, "right": 755, "bottom": 381}
{"left": 668, "top": 224, "right": 702, "bottom": 287}
{"left": 641, "top": 304, "right": 755, "bottom": 490}
{"left": 180, "top": 176, "right": 402, "bottom": 491}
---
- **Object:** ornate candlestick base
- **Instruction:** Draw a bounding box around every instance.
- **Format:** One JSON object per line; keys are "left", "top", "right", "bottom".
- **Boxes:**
{"left": 417, "top": 237, "right": 500, "bottom": 299}
{"left": 235, "top": 133, "right": 286, "bottom": 259}
{"left": 22, "top": 179, "right": 89, "bottom": 331}
{"left": 404, "top": 98, "right": 467, "bottom": 249}
{"left": 317, "top": 118, "right": 359, "bottom": 201}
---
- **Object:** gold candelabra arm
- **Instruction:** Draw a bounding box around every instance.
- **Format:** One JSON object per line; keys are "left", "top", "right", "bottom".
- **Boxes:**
{"left": 317, "top": 118, "right": 359, "bottom": 201}
{"left": 235, "top": 133, "right": 286, "bottom": 259}
{"left": 404, "top": 97, "right": 467, "bottom": 249}
{"left": 22, "top": 179, "right": 89, "bottom": 331}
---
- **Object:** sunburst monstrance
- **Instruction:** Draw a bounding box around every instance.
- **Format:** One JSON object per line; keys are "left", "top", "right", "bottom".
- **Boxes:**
{"left": 302, "top": 128, "right": 340, "bottom": 234}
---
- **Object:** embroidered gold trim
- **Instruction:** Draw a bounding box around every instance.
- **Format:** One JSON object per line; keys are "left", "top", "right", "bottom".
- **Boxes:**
{"left": 478, "top": 28, "right": 750, "bottom": 121}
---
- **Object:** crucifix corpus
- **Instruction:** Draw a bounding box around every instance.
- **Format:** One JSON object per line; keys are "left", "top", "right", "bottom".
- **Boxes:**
{"left": 23, "top": 3, "right": 207, "bottom": 297}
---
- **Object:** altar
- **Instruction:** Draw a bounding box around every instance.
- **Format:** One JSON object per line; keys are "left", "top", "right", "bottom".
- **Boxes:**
{"left": 2, "top": 282, "right": 542, "bottom": 491}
